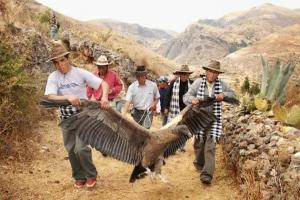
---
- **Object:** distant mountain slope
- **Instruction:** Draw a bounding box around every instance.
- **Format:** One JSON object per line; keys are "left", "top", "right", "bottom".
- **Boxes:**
{"left": 222, "top": 23, "right": 300, "bottom": 102}
{"left": 24, "top": 1, "right": 178, "bottom": 75}
{"left": 88, "top": 19, "right": 177, "bottom": 51}
{"left": 157, "top": 3, "right": 300, "bottom": 66}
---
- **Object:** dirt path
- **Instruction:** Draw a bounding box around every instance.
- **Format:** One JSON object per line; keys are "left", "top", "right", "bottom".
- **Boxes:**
{"left": 1, "top": 118, "right": 239, "bottom": 200}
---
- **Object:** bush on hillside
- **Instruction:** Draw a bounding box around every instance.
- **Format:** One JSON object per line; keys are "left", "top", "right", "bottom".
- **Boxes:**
{"left": 0, "top": 41, "right": 41, "bottom": 156}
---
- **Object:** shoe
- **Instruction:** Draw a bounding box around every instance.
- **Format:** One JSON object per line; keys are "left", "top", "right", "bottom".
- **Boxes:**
{"left": 200, "top": 175, "right": 212, "bottom": 184}
{"left": 86, "top": 178, "right": 97, "bottom": 188}
{"left": 74, "top": 180, "right": 86, "bottom": 189}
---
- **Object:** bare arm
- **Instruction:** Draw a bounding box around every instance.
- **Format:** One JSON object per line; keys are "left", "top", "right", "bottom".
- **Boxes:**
{"left": 47, "top": 94, "right": 81, "bottom": 107}
{"left": 100, "top": 81, "right": 109, "bottom": 109}
{"left": 122, "top": 100, "right": 130, "bottom": 115}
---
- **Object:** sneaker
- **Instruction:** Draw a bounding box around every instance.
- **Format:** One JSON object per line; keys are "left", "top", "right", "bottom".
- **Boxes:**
{"left": 86, "top": 178, "right": 97, "bottom": 188}
{"left": 74, "top": 180, "right": 86, "bottom": 189}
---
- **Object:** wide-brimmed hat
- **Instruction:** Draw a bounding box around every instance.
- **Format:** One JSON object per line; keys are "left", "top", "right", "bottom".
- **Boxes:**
{"left": 47, "top": 44, "right": 70, "bottom": 62}
{"left": 94, "top": 55, "right": 113, "bottom": 66}
{"left": 202, "top": 60, "right": 224, "bottom": 73}
{"left": 135, "top": 65, "right": 148, "bottom": 76}
{"left": 173, "top": 64, "right": 193, "bottom": 74}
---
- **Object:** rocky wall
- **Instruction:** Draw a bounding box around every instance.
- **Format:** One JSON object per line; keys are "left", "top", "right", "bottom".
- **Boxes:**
{"left": 222, "top": 105, "right": 300, "bottom": 200}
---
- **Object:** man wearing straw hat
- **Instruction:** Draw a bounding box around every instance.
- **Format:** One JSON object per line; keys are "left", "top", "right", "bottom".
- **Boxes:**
{"left": 122, "top": 65, "right": 160, "bottom": 129}
{"left": 44, "top": 43, "right": 109, "bottom": 189}
{"left": 183, "top": 60, "right": 236, "bottom": 184}
{"left": 87, "top": 55, "right": 123, "bottom": 110}
{"left": 164, "top": 64, "right": 193, "bottom": 151}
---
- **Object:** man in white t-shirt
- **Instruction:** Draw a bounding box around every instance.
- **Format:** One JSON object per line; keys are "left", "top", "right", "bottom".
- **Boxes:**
{"left": 44, "top": 44, "right": 109, "bottom": 189}
{"left": 122, "top": 65, "right": 160, "bottom": 129}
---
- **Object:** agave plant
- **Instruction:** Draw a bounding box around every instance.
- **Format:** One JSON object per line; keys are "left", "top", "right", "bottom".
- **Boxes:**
{"left": 254, "top": 56, "right": 295, "bottom": 111}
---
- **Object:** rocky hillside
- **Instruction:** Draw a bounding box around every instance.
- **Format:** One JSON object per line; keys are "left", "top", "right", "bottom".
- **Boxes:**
{"left": 157, "top": 3, "right": 300, "bottom": 65}
{"left": 88, "top": 19, "right": 177, "bottom": 51}
{"left": 222, "top": 23, "right": 300, "bottom": 104}
{"left": 26, "top": 1, "right": 178, "bottom": 75}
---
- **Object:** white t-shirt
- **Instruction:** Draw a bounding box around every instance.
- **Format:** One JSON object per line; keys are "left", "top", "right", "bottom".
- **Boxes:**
{"left": 45, "top": 66, "right": 102, "bottom": 99}
{"left": 125, "top": 80, "right": 160, "bottom": 110}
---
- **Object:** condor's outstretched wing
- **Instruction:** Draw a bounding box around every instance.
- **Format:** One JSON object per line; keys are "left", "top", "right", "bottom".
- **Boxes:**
{"left": 162, "top": 105, "right": 216, "bottom": 157}
{"left": 40, "top": 98, "right": 150, "bottom": 165}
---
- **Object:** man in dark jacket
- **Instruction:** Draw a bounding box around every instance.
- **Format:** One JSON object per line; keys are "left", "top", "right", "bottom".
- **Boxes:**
{"left": 183, "top": 60, "right": 236, "bottom": 184}
{"left": 164, "top": 64, "right": 193, "bottom": 151}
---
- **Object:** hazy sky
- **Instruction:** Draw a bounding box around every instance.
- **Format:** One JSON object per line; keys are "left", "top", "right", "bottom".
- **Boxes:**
{"left": 36, "top": 0, "right": 300, "bottom": 32}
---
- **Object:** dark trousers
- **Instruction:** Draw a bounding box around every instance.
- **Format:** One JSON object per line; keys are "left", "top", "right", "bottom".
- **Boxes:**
{"left": 131, "top": 108, "right": 153, "bottom": 129}
{"left": 194, "top": 129, "right": 216, "bottom": 179}
{"left": 61, "top": 119, "right": 97, "bottom": 181}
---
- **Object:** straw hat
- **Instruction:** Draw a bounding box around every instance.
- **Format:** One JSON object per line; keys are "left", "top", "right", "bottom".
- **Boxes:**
{"left": 47, "top": 44, "right": 70, "bottom": 62}
{"left": 173, "top": 64, "right": 193, "bottom": 74}
{"left": 94, "top": 55, "right": 112, "bottom": 66}
{"left": 202, "top": 60, "right": 224, "bottom": 73}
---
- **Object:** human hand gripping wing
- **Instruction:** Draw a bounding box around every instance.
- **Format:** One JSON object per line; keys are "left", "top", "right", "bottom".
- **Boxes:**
{"left": 39, "top": 97, "right": 192, "bottom": 183}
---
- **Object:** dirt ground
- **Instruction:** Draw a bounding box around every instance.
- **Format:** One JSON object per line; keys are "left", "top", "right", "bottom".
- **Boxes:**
{"left": 0, "top": 117, "right": 240, "bottom": 200}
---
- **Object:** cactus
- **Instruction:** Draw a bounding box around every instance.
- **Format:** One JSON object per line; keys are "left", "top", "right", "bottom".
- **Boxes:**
{"left": 254, "top": 96, "right": 269, "bottom": 111}
{"left": 260, "top": 56, "right": 269, "bottom": 97}
{"left": 286, "top": 105, "right": 300, "bottom": 126}
{"left": 240, "top": 93, "right": 256, "bottom": 113}
{"left": 257, "top": 57, "right": 295, "bottom": 107}
{"left": 276, "top": 63, "right": 295, "bottom": 104}
{"left": 272, "top": 104, "right": 288, "bottom": 122}
{"left": 265, "top": 59, "right": 281, "bottom": 101}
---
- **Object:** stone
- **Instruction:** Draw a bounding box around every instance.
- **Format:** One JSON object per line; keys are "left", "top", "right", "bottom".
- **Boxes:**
{"left": 247, "top": 144, "right": 256, "bottom": 150}
{"left": 245, "top": 149, "right": 259, "bottom": 156}
{"left": 246, "top": 123, "right": 257, "bottom": 131}
{"left": 8, "top": 156, "right": 14, "bottom": 160}
{"left": 239, "top": 149, "right": 246, "bottom": 156}
{"left": 253, "top": 115, "right": 263, "bottom": 123}
{"left": 268, "top": 141, "right": 277, "bottom": 147}
{"left": 263, "top": 136, "right": 271, "bottom": 144}
{"left": 237, "top": 115, "right": 249, "bottom": 123}
{"left": 278, "top": 151, "right": 291, "bottom": 166}
{"left": 270, "top": 135, "right": 279, "bottom": 142}
{"left": 244, "top": 159, "right": 257, "bottom": 170}
{"left": 240, "top": 141, "right": 248, "bottom": 148}
{"left": 287, "top": 146, "right": 295, "bottom": 154}
{"left": 270, "top": 168, "right": 277, "bottom": 176}
{"left": 286, "top": 128, "right": 300, "bottom": 140}
{"left": 263, "top": 118, "right": 274, "bottom": 126}
{"left": 269, "top": 148, "right": 277, "bottom": 156}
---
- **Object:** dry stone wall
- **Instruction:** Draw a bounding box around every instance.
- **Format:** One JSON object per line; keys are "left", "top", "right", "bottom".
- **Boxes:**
{"left": 222, "top": 105, "right": 300, "bottom": 199}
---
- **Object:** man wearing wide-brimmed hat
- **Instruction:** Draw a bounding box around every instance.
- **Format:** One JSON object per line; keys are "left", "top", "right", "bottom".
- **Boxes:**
{"left": 44, "top": 43, "right": 109, "bottom": 189}
{"left": 164, "top": 64, "right": 193, "bottom": 151}
{"left": 123, "top": 65, "right": 160, "bottom": 129}
{"left": 183, "top": 60, "right": 236, "bottom": 184}
{"left": 87, "top": 55, "right": 123, "bottom": 111}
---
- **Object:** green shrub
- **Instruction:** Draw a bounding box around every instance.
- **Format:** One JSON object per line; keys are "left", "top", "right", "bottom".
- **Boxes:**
{"left": 0, "top": 41, "right": 41, "bottom": 136}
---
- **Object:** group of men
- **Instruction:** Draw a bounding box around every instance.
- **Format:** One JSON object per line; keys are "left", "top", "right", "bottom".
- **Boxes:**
{"left": 44, "top": 43, "right": 235, "bottom": 188}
